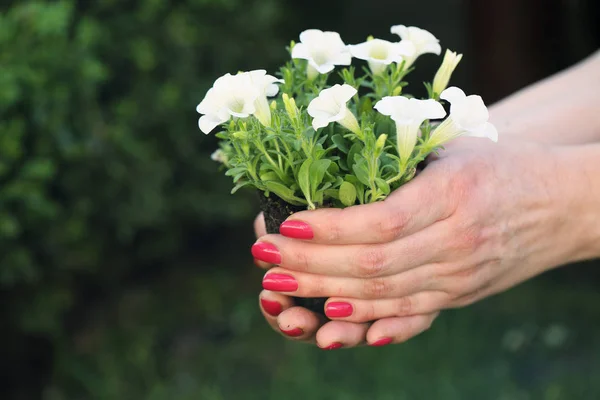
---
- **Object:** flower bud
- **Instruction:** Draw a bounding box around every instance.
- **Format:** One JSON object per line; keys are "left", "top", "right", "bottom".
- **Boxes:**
{"left": 375, "top": 134, "right": 388, "bottom": 152}
{"left": 232, "top": 131, "right": 249, "bottom": 140}
{"left": 270, "top": 100, "right": 277, "bottom": 111}
{"left": 282, "top": 93, "right": 299, "bottom": 121}
{"left": 392, "top": 86, "right": 403, "bottom": 96}
{"left": 432, "top": 50, "right": 463, "bottom": 97}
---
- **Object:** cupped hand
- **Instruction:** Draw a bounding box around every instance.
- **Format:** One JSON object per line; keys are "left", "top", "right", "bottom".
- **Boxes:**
{"left": 254, "top": 213, "right": 437, "bottom": 349}
{"left": 253, "top": 137, "right": 581, "bottom": 346}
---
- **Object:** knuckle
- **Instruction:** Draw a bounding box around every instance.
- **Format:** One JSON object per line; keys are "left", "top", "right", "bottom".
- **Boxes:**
{"left": 448, "top": 222, "right": 486, "bottom": 254}
{"left": 355, "top": 246, "right": 388, "bottom": 278}
{"left": 290, "top": 248, "right": 311, "bottom": 273}
{"left": 324, "top": 209, "right": 344, "bottom": 242}
{"left": 374, "top": 210, "right": 410, "bottom": 242}
{"left": 395, "top": 296, "right": 414, "bottom": 316}
{"left": 361, "top": 302, "right": 377, "bottom": 322}
{"left": 363, "top": 277, "right": 392, "bottom": 299}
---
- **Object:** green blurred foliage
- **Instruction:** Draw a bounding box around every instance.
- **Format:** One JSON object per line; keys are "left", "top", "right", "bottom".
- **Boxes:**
{"left": 0, "top": 0, "right": 287, "bottom": 360}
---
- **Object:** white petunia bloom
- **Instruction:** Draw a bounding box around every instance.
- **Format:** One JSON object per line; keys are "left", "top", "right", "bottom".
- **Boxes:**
{"left": 427, "top": 87, "right": 498, "bottom": 147}
{"left": 375, "top": 96, "right": 446, "bottom": 164}
{"left": 390, "top": 25, "right": 441, "bottom": 67}
{"left": 243, "top": 70, "right": 284, "bottom": 127}
{"left": 291, "top": 29, "right": 352, "bottom": 80}
{"left": 348, "top": 38, "right": 415, "bottom": 75}
{"left": 307, "top": 84, "right": 360, "bottom": 134}
{"left": 196, "top": 70, "right": 282, "bottom": 134}
{"left": 432, "top": 50, "right": 463, "bottom": 96}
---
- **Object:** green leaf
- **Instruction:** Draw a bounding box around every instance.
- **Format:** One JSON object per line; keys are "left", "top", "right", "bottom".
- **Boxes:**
{"left": 309, "top": 159, "right": 331, "bottom": 199}
{"left": 225, "top": 167, "right": 246, "bottom": 177}
{"left": 259, "top": 172, "right": 279, "bottom": 182}
{"left": 375, "top": 178, "right": 391, "bottom": 195}
{"left": 298, "top": 158, "right": 312, "bottom": 203}
{"left": 231, "top": 181, "right": 251, "bottom": 194}
{"left": 331, "top": 134, "right": 349, "bottom": 153}
{"left": 339, "top": 181, "right": 357, "bottom": 207}
{"left": 352, "top": 161, "right": 371, "bottom": 187}
{"left": 347, "top": 142, "right": 363, "bottom": 169}
{"left": 264, "top": 181, "right": 305, "bottom": 206}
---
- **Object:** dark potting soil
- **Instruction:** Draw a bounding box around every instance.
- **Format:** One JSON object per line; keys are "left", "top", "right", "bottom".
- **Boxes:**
{"left": 258, "top": 193, "right": 328, "bottom": 316}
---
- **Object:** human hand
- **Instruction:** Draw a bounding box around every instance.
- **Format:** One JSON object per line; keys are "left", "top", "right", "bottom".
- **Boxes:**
{"left": 253, "top": 137, "right": 586, "bottom": 347}
{"left": 255, "top": 213, "right": 438, "bottom": 349}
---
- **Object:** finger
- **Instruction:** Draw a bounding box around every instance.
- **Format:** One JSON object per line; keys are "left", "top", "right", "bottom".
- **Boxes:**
{"left": 254, "top": 212, "right": 267, "bottom": 237}
{"left": 253, "top": 213, "right": 271, "bottom": 269}
{"left": 323, "top": 292, "right": 449, "bottom": 322}
{"left": 278, "top": 168, "right": 453, "bottom": 245}
{"left": 315, "top": 320, "right": 370, "bottom": 350}
{"left": 366, "top": 313, "right": 439, "bottom": 346}
{"left": 262, "top": 266, "right": 438, "bottom": 300}
{"left": 251, "top": 225, "right": 448, "bottom": 278}
{"left": 259, "top": 290, "right": 295, "bottom": 319}
{"left": 276, "top": 305, "right": 326, "bottom": 343}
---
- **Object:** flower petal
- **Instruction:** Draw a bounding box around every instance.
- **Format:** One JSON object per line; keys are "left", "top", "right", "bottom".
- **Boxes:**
{"left": 440, "top": 86, "right": 467, "bottom": 103}
{"left": 199, "top": 114, "right": 228, "bottom": 134}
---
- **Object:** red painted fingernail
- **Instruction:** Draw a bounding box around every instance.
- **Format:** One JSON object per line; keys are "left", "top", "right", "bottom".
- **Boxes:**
{"left": 369, "top": 337, "right": 393, "bottom": 347}
{"left": 325, "top": 302, "right": 353, "bottom": 318}
{"left": 321, "top": 342, "right": 343, "bottom": 350}
{"left": 280, "top": 327, "right": 303, "bottom": 337}
{"left": 262, "top": 273, "right": 298, "bottom": 292}
{"left": 251, "top": 242, "right": 281, "bottom": 264}
{"left": 280, "top": 220, "right": 314, "bottom": 240}
{"left": 260, "top": 298, "right": 282, "bottom": 316}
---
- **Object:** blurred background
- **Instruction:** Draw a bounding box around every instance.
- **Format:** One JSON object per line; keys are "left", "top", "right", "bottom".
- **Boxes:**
{"left": 0, "top": 0, "right": 599, "bottom": 399}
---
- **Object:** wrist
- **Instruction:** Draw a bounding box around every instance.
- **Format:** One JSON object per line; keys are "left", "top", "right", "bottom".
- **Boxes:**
{"left": 552, "top": 144, "right": 600, "bottom": 265}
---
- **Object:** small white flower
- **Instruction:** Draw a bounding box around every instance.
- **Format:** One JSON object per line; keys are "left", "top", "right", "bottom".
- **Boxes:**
{"left": 390, "top": 25, "right": 441, "bottom": 67}
{"left": 243, "top": 70, "right": 283, "bottom": 127}
{"left": 196, "top": 70, "right": 282, "bottom": 134}
{"left": 375, "top": 96, "right": 446, "bottom": 164}
{"left": 348, "top": 38, "right": 415, "bottom": 75}
{"left": 211, "top": 149, "right": 228, "bottom": 164}
{"left": 427, "top": 87, "right": 498, "bottom": 147}
{"left": 292, "top": 29, "right": 352, "bottom": 80}
{"left": 432, "top": 49, "right": 463, "bottom": 96}
{"left": 307, "top": 84, "right": 360, "bottom": 134}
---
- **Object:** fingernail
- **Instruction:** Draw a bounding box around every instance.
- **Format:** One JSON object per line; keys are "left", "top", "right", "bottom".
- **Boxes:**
{"left": 280, "top": 220, "right": 314, "bottom": 240}
{"left": 325, "top": 302, "right": 353, "bottom": 318}
{"left": 369, "top": 337, "right": 393, "bottom": 347}
{"left": 262, "top": 273, "right": 298, "bottom": 292}
{"left": 251, "top": 242, "right": 281, "bottom": 264}
{"left": 320, "top": 342, "right": 343, "bottom": 350}
{"left": 280, "top": 327, "right": 303, "bottom": 337}
{"left": 260, "top": 298, "right": 282, "bottom": 317}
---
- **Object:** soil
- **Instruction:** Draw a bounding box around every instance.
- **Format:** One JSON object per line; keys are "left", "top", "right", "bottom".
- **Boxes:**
{"left": 258, "top": 193, "right": 328, "bottom": 316}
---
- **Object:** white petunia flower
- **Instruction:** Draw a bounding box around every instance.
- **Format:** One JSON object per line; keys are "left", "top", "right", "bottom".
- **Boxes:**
{"left": 390, "top": 25, "right": 441, "bottom": 67}
{"left": 196, "top": 70, "right": 282, "bottom": 134}
{"left": 432, "top": 50, "right": 463, "bottom": 96}
{"left": 307, "top": 84, "right": 360, "bottom": 134}
{"left": 348, "top": 38, "right": 415, "bottom": 75}
{"left": 243, "top": 70, "right": 284, "bottom": 127}
{"left": 375, "top": 96, "right": 446, "bottom": 164}
{"left": 291, "top": 29, "right": 352, "bottom": 80}
{"left": 427, "top": 87, "right": 498, "bottom": 147}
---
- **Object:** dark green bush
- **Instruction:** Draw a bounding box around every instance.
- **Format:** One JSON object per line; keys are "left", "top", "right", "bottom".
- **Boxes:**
{"left": 0, "top": 0, "right": 290, "bottom": 372}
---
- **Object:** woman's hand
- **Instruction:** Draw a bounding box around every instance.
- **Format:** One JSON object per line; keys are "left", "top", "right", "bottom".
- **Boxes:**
{"left": 254, "top": 137, "right": 596, "bottom": 347}
{"left": 255, "top": 213, "right": 439, "bottom": 349}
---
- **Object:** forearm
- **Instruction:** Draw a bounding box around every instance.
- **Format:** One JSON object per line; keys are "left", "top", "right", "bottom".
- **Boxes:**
{"left": 490, "top": 50, "right": 600, "bottom": 145}
{"left": 555, "top": 143, "right": 600, "bottom": 266}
